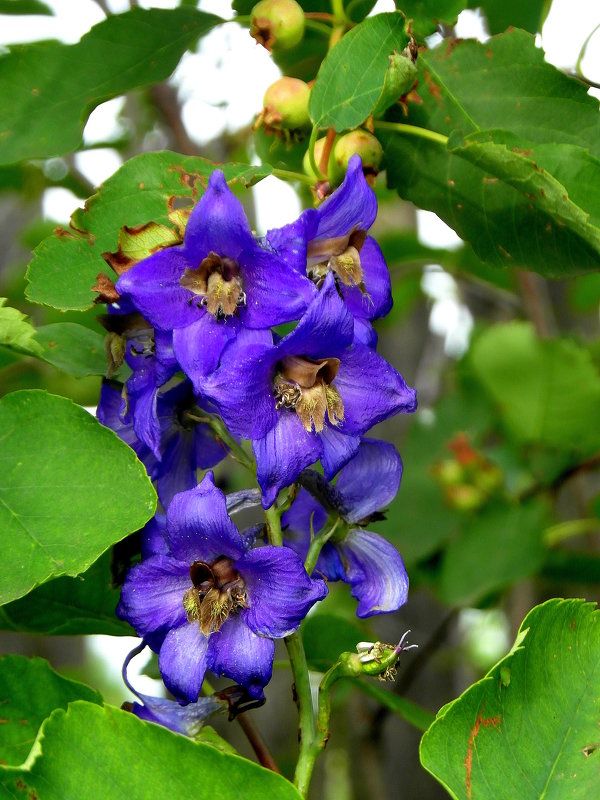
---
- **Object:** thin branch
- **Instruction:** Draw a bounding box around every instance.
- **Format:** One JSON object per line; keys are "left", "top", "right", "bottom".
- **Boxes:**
{"left": 150, "top": 83, "right": 199, "bottom": 156}
{"left": 236, "top": 713, "right": 281, "bottom": 773}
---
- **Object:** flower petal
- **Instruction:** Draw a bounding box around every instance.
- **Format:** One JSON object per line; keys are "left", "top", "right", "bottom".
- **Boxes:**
{"left": 115, "top": 247, "right": 199, "bottom": 331}
{"left": 341, "top": 236, "right": 392, "bottom": 320}
{"left": 335, "top": 345, "right": 417, "bottom": 435}
{"left": 140, "top": 514, "right": 169, "bottom": 559}
{"left": 313, "top": 155, "right": 377, "bottom": 239}
{"left": 207, "top": 614, "right": 274, "bottom": 699}
{"left": 131, "top": 693, "right": 223, "bottom": 736}
{"left": 117, "top": 555, "right": 189, "bottom": 637}
{"left": 319, "top": 426, "right": 360, "bottom": 480}
{"left": 239, "top": 546, "right": 327, "bottom": 638}
{"left": 239, "top": 246, "right": 317, "bottom": 328}
{"left": 173, "top": 314, "right": 238, "bottom": 386}
{"left": 265, "top": 208, "right": 319, "bottom": 274}
{"left": 159, "top": 622, "right": 209, "bottom": 703}
{"left": 155, "top": 427, "right": 199, "bottom": 509}
{"left": 336, "top": 439, "right": 402, "bottom": 523}
{"left": 184, "top": 170, "right": 255, "bottom": 259}
{"left": 253, "top": 412, "right": 322, "bottom": 509}
{"left": 337, "top": 529, "right": 409, "bottom": 617}
{"left": 165, "top": 472, "right": 245, "bottom": 563}
{"left": 353, "top": 317, "right": 378, "bottom": 348}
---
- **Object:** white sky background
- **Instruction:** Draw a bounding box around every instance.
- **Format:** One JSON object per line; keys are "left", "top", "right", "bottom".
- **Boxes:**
{"left": 1, "top": 0, "right": 598, "bottom": 695}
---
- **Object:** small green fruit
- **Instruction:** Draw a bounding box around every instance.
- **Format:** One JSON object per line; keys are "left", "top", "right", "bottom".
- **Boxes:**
{"left": 261, "top": 77, "right": 311, "bottom": 131}
{"left": 333, "top": 130, "right": 383, "bottom": 180}
{"left": 250, "top": 0, "right": 305, "bottom": 52}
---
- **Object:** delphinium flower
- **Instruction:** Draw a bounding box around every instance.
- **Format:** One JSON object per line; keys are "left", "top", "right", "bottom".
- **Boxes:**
{"left": 117, "top": 472, "right": 327, "bottom": 701}
{"left": 97, "top": 380, "right": 226, "bottom": 507}
{"left": 114, "top": 170, "right": 317, "bottom": 387}
{"left": 282, "top": 439, "right": 409, "bottom": 617}
{"left": 201, "top": 273, "right": 417, "bottom": 508}
{"left": 266, "top": 154, "right": 391, "bottom": 347}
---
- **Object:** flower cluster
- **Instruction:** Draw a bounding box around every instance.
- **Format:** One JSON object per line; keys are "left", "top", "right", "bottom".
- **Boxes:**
{"left": 97, "top": 155, "right": 416, "bottom": 722}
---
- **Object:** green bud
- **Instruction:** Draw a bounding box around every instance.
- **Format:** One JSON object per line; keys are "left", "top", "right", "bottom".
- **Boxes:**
{"left": 260, "top": 77, "right": 311, "bottom": 132}
{"left": 355, "top": 632, "right": 417, "bottom": 681}
{"left": 446, "top": 483, "right": 485, "bottom": 512}
{"left": 372, "top": 52, "right": 418, "bottom": 118}
{"left": 250, "top": 0, "right": 305, "bottom": 52}
{"left": 332, "top": 130, "right": 384, "bottom": 182}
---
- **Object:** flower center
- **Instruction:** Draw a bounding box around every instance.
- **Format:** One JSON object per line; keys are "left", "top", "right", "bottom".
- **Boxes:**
{"left": 306, "top": 228, "right": 367, "bottom": 294}
{"left": 180, "top": 251, "right": 246, "bottom": 321}
{"left": 273, "top": 355, "right": 344, "bottom": 433}
{"left": 182, "top": 556, "right": 247, "bottom": 635}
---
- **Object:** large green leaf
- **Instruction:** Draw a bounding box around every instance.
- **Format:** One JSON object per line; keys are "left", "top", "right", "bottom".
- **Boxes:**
{"left": 381, "top": 28, "right": 600, "bottom": 275}
{"left": 35, "top": 323, "right": 109, "bottom": 377}
{"left": 26, "top": 154, "right": 272, "bottom": 311}
{"left": 468, "top": 0, "right": 548, "bottom": 34}
{"left": 309, "top": 13, "right": 410, "bottom": 131}
{"left": 439, "top": 500, "right": 548, "bottom": 605}
{"left": 420, "top": 598, "right": 600, "bottom": 799}
{"left": 0, "top": 390, "right": 156, "bottom": 605}
{"left": 0, "top": 656, "right": 101, "bottom": 767}
{"left": 0, "top": 7, "right": 221, "bottom": 165}
{"left": 469, "top": 322, "right": 600, "bottom": 452}
{"left": 0, "top": 702, "right": 303, "bottom": 799}
{"left": 0, "top": 553, "right": 131, "bottom": 636}
{"left": 0, "top": 0, "right": 52, "bottom": 13}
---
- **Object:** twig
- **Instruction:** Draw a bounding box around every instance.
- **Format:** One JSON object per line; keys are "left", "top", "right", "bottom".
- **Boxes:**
{"left": 150, "top": 83, "right": 199, "bottom": 156}
{"left": 236, "top": 713, "right": 281, "bottom": 773}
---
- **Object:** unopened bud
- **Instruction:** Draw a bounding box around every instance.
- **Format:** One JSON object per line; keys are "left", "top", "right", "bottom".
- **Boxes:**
{"left": 333, "top": 130, "right": 383, "bottom": 183}
{"left": 259, "top": 77, "right": 311, "bottom": 132}
{"left": 250, "top": 0, "right": 305, "bottom": 52}
{"left": 355, "top": 632, "right": 417, "bottom": 681}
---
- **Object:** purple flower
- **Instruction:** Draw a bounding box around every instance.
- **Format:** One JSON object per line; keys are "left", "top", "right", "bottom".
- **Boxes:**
{"left": 117, "top": 472, "right": 327, "bottom": 702}
{"left": 282, "top": 439, "right": 409, "bottom": 617}
{"left": 202, "top": 273, "right": 417, "bottom": 508}
{"left": 115, "top": 171, "right": 316, "bottom": 385}
{"left": 267, "top": 155, "right": 391, "bottom": 328}
{"left": 97, "top": 380, "right": 226, "bottom": 508}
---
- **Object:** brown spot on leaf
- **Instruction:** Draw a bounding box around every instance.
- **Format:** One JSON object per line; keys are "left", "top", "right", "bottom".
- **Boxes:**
{"left": 92, "top": 273, "right": 120, "bottom": 304}
{"left": 19, "top": 718, "right": 27, "bottom": 725}
{"left": 498, "top": 245, "right": 512, "bottom": 259}
{"left": 583, "top": 743, "right": 598, "bottom": 757}
{"left": 486, "top": 49, "right": 492, "bottom": 58}
{"left": 511, "top": 146, "right": 532, "bottom": 156}
{"left": 448, "top": 179, "right": 455, "bottom": 188}
{"left": 0, "top": 718, "right": 7, "bottom": 724}
{"left": 424, "top": 70, "right": 442, "bottom": 101}
{"left": 465, "top": 709, "right": 501, "bottom": 798}
{"left": 571, "top": 619, "right": 576, "bottom": 631}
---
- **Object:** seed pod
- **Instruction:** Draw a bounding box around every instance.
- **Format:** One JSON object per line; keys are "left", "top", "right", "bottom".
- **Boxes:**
{"left": 250, "top": 0, "right": 305, "bottom": 52}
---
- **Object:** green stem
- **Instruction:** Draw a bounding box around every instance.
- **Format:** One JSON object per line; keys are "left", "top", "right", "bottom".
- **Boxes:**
{"left": 264, "top": 503, "right": 283, "bottom": 546}
{"left": 285, "top": 632, "right": 318, "bottom": 797}
{"left": 308, "top": 125, "right": 327, "bottom": 180}
{"left": 330, "top": 0, "right": 348, "bottom": 25}
{"left": 544, "top": 518, "right": 600, "bottom": 547}
{"left": 373, "top": 120, "right": 449, "bottom": 147}
{"left": 304, "top": 517, "right": 342, "bottom": 575}
{"left": 575, "top": 22, "right": 600, "bottom": 76}
{"left": 185, "top": 411, "right": 254, "bottom": 473}
{"left": 272, "top": 167, "right": 315, "bottom": 186}
{"left": 304, "top": 18, "right": 332, "bottom": 36}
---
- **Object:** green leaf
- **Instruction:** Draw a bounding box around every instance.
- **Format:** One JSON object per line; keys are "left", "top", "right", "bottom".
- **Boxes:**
{"left": 0, "top": 0, "right": 52, "bottom": 14}
{"left": 439, "top": 500, "right": 548, "bottom": 605}
{"left": 0, "top": 390, "right": 156, "bottom": 605}
{"left": 381, "top": 29, "right": 600, "bottom": 275}
{"left": 468, "top": 0, "right": 548, "bottom": 35}
{"left": 420, "top": 599, "right": 600, "bottom": 800}
{"left": 35, "top": 323, "right": 108, "bottom": 377}
{"left": 26, "top": 154, "right": 272, "bottom": 311}
{"left": 0, "top": 656, "right": 101, "bottom": 767}
{"left": 352, "top": 680, "right": 435, "bottom": 732}
{"left": 302, "top": 614, "right": 368, "bottom": 672}
{"left": 449, "top": 131, "right": 600, "bottom": 276}
{"left": 0, "top": 702, "right": 303, "bottom": 799}
{"left": 0, "top": 7, "right": 221, "bottom": 165}
{"left": 469, "top": 322, "right": 600, "bottom": 451}
{"left": 394, "top": 1, "right": 466, "bottom": 38}
{"left": 309, "top": 13, "right": 410, "bottom": 131}
{"left": 0, "top": 299, "right": 43, "bottom": 357}
{"left": 0, "top": 553, "right": 132, "bottom": 636}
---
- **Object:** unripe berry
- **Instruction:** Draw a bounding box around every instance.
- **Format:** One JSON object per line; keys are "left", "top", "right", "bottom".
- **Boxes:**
{"left": 250, "top": 0, "right": 305, "bottom": 52}
{"left": 333, "top": 130, "right": 383, "bottom": 180}
{"left": 260, "top": 77, "right": 311, "bottom": 132}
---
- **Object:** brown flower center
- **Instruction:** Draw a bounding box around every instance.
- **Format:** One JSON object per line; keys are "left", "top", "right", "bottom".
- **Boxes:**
{"left": 180, "top": 251, "right": 246, "bottom": 321}
{"left": 273, "top": 355, "right": 344, "bottom": 433}
{"left": 306, "top": 227, "right": 367, "bottom": 294}
{"left": 183, "top": 556, "right": 247, "bottom": 635}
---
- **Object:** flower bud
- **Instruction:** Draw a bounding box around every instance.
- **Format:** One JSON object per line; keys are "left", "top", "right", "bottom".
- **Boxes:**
{"left": 333, "top": 130, "right": 384, "bottom": 182}
{"left": 260, "top": 77, "right": 311, "bottom": 132}
{"left": 250, "top": 0, "right": 305, "bottom": 52}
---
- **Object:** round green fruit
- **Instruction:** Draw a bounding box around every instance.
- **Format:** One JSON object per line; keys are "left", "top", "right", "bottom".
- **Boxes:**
{"left": 250, "top": 0, "right": 305, "bottom": 52}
